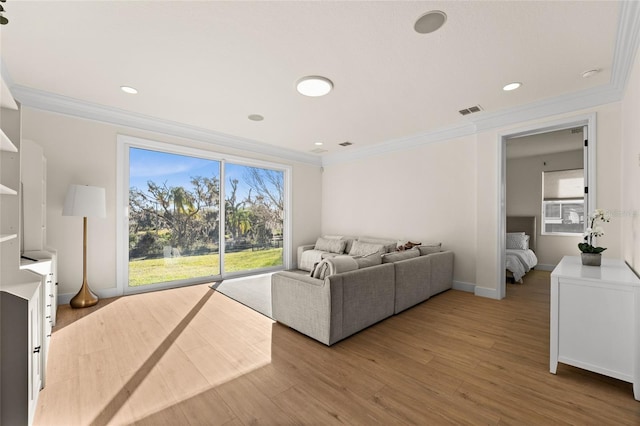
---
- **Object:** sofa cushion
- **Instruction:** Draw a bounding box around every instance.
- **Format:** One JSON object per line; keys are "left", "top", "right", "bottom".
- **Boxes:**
{"left": 321, "top": 252, "right": 340, "bottom": 260}
{"left": 311, "top": 256, "right": 359, "bottom": 280}
{"left": 315, "top": 237, "right": 346, "bottom": 254}
{"left": 418, "top": 243, "right": 442, "bottom": 256}
{"left": 382, "top": 248, "right": 420, "bottom": 263}
{"left": 354, "top": 253, "right": 383, "bottom": 268}
{"left": 349, "top": 240, "right": 385, "bottom": 257}
{"left": 357, "top": 237, "right": 397, "bottom": 253}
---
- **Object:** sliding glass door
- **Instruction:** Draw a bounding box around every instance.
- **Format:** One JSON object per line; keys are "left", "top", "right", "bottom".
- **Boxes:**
{"left": 128, "top": 147, "right": 222, "bottom": 287}
{"left": 119, "top": 136, "right": 288, "bottom": 293}
{"left": 223, "top": 164, "right": 284, "bottom": 274}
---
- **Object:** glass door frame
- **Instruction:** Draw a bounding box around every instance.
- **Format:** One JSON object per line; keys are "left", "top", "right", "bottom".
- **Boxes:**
{"left": 116, "top": 134, "right": 292, "bottom": 295}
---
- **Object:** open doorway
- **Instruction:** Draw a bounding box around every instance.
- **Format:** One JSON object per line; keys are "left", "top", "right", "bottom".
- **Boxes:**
{"left": 498, "top": 114, "right": 596, "bottom": 299}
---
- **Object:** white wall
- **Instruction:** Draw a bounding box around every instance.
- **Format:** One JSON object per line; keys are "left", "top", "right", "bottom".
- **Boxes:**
{"left": 621, "top": 44, "right": 640, "bottom": 275}
{"left": 506, "top": 149, "right": 583, "bottom": 268}
{"left": 322, "top": 135, "right": 477, "bottom": 287}
{"left": 21, "top": 108, "right": 322, "bottom": 299}
{"left": 321, "top": 102, "right": 626, "bottom": 297}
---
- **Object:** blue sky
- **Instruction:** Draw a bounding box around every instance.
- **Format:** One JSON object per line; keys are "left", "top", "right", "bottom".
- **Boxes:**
{"left": 129, "top": 147, "right": 252, "bottom": 199}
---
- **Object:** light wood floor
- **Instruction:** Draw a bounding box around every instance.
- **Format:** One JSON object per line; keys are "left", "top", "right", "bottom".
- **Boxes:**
{"left": 35, "top": 271, "right": 640, "bottom": 425}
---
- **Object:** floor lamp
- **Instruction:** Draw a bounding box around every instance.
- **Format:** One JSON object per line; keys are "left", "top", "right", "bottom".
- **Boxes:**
{"left": 63, "top": 184, "right": 106, "bottom": 309}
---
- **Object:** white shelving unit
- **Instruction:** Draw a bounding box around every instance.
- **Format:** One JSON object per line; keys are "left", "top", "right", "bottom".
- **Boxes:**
{"left": 1, "top": 77, "right": 57, "bottom": 425}
{"left": 1, "top": 127, "right": 18, "bottom": 152}
{"left": 1, "top": 123, "right": 19, "bottom": 244}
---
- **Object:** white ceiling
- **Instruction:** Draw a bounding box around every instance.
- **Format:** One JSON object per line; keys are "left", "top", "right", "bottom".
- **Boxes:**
{"left": 506, "top": 128, "right": 584, "bottom": 160}
{"left": 0, "top": 1, "right": 634, "bottom": 163}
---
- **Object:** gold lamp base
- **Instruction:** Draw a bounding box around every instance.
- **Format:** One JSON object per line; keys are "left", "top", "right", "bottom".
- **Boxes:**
{"left": 70, "top": 281, "right": 99, "bottom": 309}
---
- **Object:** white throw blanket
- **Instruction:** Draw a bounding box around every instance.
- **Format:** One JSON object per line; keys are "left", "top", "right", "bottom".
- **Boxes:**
{"left": 299, "top": 249, "right": 326, "bottom": 272}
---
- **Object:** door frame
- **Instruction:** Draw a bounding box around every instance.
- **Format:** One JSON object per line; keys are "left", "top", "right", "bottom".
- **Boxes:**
{"left": 497, "top": 112, "right": 596, "bottom": 299}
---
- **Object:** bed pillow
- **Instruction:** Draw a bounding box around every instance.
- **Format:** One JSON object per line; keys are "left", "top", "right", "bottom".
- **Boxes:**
{"left": 314, "top": 237, "right": 346, "bottom": 254}
{"left": 506, "top": 233, "right": 530, "bottom": 250}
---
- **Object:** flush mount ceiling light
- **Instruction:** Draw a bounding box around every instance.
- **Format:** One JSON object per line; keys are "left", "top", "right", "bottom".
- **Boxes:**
{"left": 314, "top": 142, "right": 324, "bottom": 146}
{"left": 248, "top": 114, "right": 264, "bottom": 121}
{"left": 414, "top": 10, "right": 447, "bottom": 34}
{"left": 582, "top": 69, "right": 600, "bottom": 78}
{"left": 503, "top": 82, "right": 522, "bottom": 91}
{"left": 120, "top": 86, "right": 138, "bottom": 94}
{"left": 296, "top": 76, "right": 333, "bottom": 97}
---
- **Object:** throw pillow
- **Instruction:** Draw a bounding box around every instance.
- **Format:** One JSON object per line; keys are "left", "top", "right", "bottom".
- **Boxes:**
{"left": 396, "top": 241, "right": 422, "bottom": 251}
{"left": 382, "top": 248, "right": 420, "bottom": 263}
{"left": 314, "top": 237, "right": 346, "bottom": 254}
{"left": 357, "top": 237, "right": 397, "bottom": 253}
{"left": 418, "top": 243, "right": 442, "bottom": 256}
{"left": 349, "top": 240, "right": 385, "bottom": 257}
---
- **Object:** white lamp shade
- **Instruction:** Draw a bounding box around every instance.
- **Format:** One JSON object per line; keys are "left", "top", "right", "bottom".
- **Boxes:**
{"left": 63, "top": 184, "right": 106, "bottom": 218}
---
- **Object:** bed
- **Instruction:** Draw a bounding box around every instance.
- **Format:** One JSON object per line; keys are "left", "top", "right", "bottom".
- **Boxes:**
{"left": 506, "top": 216, "right": 538, "bottom": 283}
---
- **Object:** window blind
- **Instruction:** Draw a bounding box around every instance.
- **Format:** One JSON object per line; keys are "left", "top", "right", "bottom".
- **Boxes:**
{"left": 543, "top": 169, "right": 584, "bottom": 201}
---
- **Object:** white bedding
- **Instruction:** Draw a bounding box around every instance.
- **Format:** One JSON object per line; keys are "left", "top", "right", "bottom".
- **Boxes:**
{"left": 506, "top": 248, "right": 538, "bottom": 283}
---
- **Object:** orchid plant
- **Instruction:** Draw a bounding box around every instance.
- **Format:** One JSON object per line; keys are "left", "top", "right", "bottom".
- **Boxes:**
{"left": 578, "top": 209, "right": 611, "bottom": 254}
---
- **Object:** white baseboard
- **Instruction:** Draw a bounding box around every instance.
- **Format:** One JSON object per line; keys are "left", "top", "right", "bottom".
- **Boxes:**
{"left": 535, "top": 264, "right": 556, "bottom": 272}
{"left": 58, "top": 288, "right": 121, "bottom": 306}
{"left": 474, "top": 286, "right": 501, "bottom": 300}
{"left": 452, "top": 281, "right": 475, "bottom": 293}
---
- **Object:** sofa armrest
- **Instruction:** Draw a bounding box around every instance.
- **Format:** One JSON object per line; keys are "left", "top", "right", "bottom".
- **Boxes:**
{"left": 427, "top": 250, "right": 454, "bottom": 296}
{"left": 297, "top": 244, "right": 316, "bottom": 268}
{"left": 337, "top": 264, "right": 395, "bottom": 339}
{"left": 271, "top": 271, "right": 341, "bottom": 345}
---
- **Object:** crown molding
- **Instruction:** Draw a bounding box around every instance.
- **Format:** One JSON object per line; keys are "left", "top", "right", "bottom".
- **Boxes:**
{"left": 11, "top": 85, "right": 322, "bottom": 167}
{"left": 323, "top": 82, "right": 621, "bottom": 167}
{"left": 611, "top": 0, "right": 640, "bottom": 93}
{"left": 321, "top": 122, "right": 477, "bottom": 167}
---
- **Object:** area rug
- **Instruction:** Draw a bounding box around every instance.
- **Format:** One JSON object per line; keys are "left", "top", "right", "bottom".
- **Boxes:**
{"left": 210, "top": 273, "right": 273, "bottom": 318}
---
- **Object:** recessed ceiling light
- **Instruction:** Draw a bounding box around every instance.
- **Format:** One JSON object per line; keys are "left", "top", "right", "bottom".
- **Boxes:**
{"left": 314, "top": 142, "right": 324, "bottom": 146}
{"left": 414, "top": 10, "right": 447, "bottom": 34}
{"left": 503, "top": 82, "right": 522, "bottom": 91}
{"left": 582, "top": 69, "right": 600, "bottom": 78}
{"left": 248, "top": 114, "right": 264, "bottom": 121}
{"left": 296, "top": 76, "right": 333, "bottom": 97}
{"left": 120, "top": 86, "right": 138, "bottom": 94}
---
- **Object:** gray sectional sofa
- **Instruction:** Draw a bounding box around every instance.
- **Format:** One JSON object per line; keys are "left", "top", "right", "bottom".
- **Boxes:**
{"left": 271, "top": 236, "right": 454, "bottom": 345}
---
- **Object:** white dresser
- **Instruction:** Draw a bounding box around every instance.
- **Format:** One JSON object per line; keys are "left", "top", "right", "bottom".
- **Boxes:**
{"left": 550, "top": 255, "right": 640, "bottom": 401}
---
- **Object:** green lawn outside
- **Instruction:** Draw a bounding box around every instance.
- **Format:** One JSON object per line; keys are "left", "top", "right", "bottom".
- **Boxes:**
{"left": 128, "top": 248, "right": 283, "bottom": 286}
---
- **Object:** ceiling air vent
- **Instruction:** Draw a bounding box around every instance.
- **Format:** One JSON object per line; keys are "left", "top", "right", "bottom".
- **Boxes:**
{"left": 458, "top": 105, "right": 483, "bottom": 116}
{"left": 339, "top": 141, "right": 353, "bottom": 147}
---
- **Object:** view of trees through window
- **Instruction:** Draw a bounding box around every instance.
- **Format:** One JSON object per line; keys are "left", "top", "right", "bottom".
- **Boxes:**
{"left": 128, "top": 147, "right": 284, "bottom": 286}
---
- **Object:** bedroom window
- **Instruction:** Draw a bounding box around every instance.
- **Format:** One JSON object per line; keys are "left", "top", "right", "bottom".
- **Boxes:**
{"left": 118, "top": 135, "right": 290, "bottom": 293}
{"left": 542, "top": 169, "right": 584, "bottom": 235}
